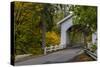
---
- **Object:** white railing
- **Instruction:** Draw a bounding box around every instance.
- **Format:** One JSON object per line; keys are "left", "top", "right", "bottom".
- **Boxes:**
{"left": 44, "top": 45, "right": 64, "bottom": 54}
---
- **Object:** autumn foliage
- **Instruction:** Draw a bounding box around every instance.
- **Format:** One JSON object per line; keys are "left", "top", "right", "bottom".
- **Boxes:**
{"left": 46, "top": 31, "right": 60, "bottom": 46}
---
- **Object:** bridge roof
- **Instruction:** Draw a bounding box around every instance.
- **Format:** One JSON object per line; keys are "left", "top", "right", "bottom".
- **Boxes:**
{"left": 57, "top": 13, "right": 73, "bottom": 25}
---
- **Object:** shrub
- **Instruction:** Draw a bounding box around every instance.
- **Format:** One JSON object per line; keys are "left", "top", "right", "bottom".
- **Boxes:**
{"left": 91, "top": 44, "right": 97, "bottom": 52}
{"left": 46, "top": 31, "right": 60, "bottom": 46}
{"left": 31, "top": 48, "right": 43, "bottom": 55}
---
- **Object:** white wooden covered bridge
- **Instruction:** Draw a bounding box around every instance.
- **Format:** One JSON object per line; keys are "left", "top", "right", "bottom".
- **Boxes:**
{"left": 15, "top": 13, "right": 97, "bottom": 65}
{"left": 45, "top": 13, "right": 97, "bottom": 54}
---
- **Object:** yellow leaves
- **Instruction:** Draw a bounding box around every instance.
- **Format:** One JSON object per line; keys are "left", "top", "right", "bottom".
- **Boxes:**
{"left": 15, "top": 2, "right": 23, "bottom": 8}
{"left": 15, "top": 2, "right": 33, "bottom": 8}
{"left": 37, "top": 16, "right": 41, "bottom": 21}
{"left": 35, "top": 4, "right": 43, "bottom": 11}
{"left": 46, "top": 31, "right": 60, "bottom": 46}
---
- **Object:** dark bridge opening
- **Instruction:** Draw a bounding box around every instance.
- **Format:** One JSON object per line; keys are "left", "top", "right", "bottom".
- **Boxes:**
{"left": 66, "top": 24, "right": 91, "bottom": 48}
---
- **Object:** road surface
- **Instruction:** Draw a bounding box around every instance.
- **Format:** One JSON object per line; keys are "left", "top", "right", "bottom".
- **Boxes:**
{"left": 15, "top": 48, "right": 82, "bottom": 66}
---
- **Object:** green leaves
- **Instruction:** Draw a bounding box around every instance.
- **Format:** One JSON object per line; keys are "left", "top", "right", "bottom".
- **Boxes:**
{"left": 73, "top": 6, "right": 97, "bottom": 33}
{"left": 14, "top": 2, "right": 60, "bottom": 55}
{"left": 14, "top": 2, "right": 97, "bottom": 55}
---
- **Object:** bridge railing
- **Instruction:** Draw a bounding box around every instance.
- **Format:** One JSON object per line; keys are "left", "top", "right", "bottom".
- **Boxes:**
{"left": 44, "top": 45, "right": 64, "bottom": 54}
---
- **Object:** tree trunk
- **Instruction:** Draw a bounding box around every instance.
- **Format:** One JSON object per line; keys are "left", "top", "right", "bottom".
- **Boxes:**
{"left": 64, "top": 5, "right": 66, "bottom": 17}
{"left": 41, "top": 22, "right": 46, "bottom": 54}
{"left": 83, "top": 34, "right": 87, "bottom": 48}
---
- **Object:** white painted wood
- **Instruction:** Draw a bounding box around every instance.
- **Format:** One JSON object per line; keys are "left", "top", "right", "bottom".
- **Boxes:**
{"left": 92, "top": 31, "right": 97, "bottom": 44}
{"left": 57, "top": 13, "right": 73, "bottom": 48}
{"left": 45, "top": 45, "right": 62, "bottom": 53}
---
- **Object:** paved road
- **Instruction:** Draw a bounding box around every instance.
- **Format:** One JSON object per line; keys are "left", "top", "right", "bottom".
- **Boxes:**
{"left": 15, "top": 48, "right": 82, "bottom": 66}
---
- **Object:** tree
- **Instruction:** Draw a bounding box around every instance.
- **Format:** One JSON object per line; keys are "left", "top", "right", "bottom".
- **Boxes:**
{"left": 72, "top": 5, "right": 97, "bottom": 48}
{"left": 14, "top": 2, "right": 44, "bottom": 55}
{"left": 14, "top": 2, "right": 64, "bottom": 55}
{"left": 72, "top": 5, "right": 97, "bottom": 33}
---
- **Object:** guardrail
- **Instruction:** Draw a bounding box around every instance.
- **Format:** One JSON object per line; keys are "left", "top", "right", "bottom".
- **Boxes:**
{"left": 84, "top": 49, "right": 97, "bottom": 60}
